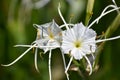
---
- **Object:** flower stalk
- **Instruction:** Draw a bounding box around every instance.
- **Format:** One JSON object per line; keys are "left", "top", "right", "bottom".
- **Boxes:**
{"left": 85, "top": 0, "right": 95, "bottom": 26}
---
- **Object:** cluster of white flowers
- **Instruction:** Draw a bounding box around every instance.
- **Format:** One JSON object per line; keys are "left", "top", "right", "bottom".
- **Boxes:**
{"left": 2, "top": 1, "right": 120, "bottom": 80}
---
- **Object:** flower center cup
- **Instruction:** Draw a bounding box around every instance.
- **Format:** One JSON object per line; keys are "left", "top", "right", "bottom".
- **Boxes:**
{"left": 49, "top": 33, "right": 54, "bottom": 39}
{"left": 48, "top": 28, "right": 54, "bottom": 40}
{"left": 74, "top": 40, "right": 81, "bottom": 48}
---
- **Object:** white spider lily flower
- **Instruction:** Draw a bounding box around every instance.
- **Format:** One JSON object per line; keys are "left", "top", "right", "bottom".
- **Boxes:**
{"left": 58, "top": 2, "right": 120, "bottom": 76}
{"left": 62, "top": 22, "right": 96, "bottom": 75}
{"left": 34, "top": 20, "right": 63, "bottom": 80}
{"left": 1, "top": 20, "right": 62, "bottom": 80}
{"left": 62, "top": 22, "right": 120, "bottom": 75}
{"left": 33, "top": 19, "right": 62, "bottom": 53}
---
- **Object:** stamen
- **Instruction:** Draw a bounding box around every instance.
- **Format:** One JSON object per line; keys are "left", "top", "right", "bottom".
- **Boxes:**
{"left": 1, "top": 44, "right": 36, "bottom": 67}
{"left": 97, "top": 5, "right": 117, "bottom": 23}
{"left": 88, "top": 7, "right": 120, "bottom": 28}
{"left": 96, "top": 35, "right": 120, "bottom": 43}
{"left": 60, "top": 24, "right": 74, "bottom": 29}
{"left": 14, "top": 45, "right": 60, "bottom": 48}
{"left": 34, "top": 48, "right": 39, "bottom": 72}
{"left": 33, "top": 24, "right": 40, "bottom": 29}
{"left": 58, "top": 3, "right": 70, "bottom": 30}
{"left": 112, "top": 0, "right": 119, "bottom": 13}
{"left": 60, "top": 48, "right": 70, "bottom": 80}
{"left": 112, "top": 0, "right": 116, "bottom": 4}
{"left": 65, "top": 57, "right": 73, "bottom": 74}
{"left": 49, "top": 49, "right": 52, "bottom": 80}
{"left": 84, "top": 55, "right": 92, "bottom": 75}
{"left": 82, "top": 35, "right": 120, "bottom": 44}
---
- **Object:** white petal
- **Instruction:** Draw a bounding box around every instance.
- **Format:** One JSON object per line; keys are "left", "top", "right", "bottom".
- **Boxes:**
{"left": 61, "top": 42, "right": 74, "bottom": 54}
{"left": 81, "top": 45, "right": 91, "bottom": 53}
{"left": 83, "top": 28, "right": 96, "bottom": 40}
{"left": 71, "top": 48, "right": 83, "bottom": 60}
{"left": 80, "top": 37, "right": 96, "bottom": 55}
{"left": 63, "top": 29, "right": 76, "bottom": 42}
{"left": 81, "top": 43, "right": 96, "bottom": 54}
{"left": 83, "top": 37, "right": 96, "bottom": 43}
{"left": 72, "top": 22, "right": 96, "bottom": 41}
{"left": 50, "top": 20, "right": 62, "bottom": 35}
{"left": 44, "top": 40, "right": 60, "bottom": 52}
{"left": 73, "top": 22, "right": 86, "bottom": 38}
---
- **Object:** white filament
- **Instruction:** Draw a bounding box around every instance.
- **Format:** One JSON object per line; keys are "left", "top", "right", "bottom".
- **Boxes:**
{"left": 58, "top": 3, "right": 70, "bottom": 30}
{"left": 60, "top": 48, "right": 70, "bottom": 80}
{"left": 88, "top": 7, "right": 120, "bottom": 28}
{"left": 96, "top": 35, "right": 120, "bottom": 43}
{"left": 1, "top": 44, "right": 36, "bottom": 67}
{"left": 65, "top": 57, "right": 73, "bottom": 74}
{"left": 84, "top": 56, "right": 92, "bottom": 75}
{"left": 49, "top": 49, "right": 52, "bottom": 80}
{"left": 14, "top": 45, "right": 60, "bottom": 48}
{"left": 34, "top": 48, "right": 39, "bottom": 72}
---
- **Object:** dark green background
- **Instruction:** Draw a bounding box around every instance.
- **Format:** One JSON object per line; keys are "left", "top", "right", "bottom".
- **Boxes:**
{"left": 0, "top": 0, "right": 120, "bottom": 80}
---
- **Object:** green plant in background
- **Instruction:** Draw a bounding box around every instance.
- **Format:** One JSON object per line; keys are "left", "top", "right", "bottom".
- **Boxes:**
{"left": 1, "top": 0, "right": 120, "bottom": 80}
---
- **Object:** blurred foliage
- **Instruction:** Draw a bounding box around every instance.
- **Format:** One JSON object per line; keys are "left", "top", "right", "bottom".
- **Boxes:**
{"left": 0, "top": 0, "right": 120, "bottom": 80}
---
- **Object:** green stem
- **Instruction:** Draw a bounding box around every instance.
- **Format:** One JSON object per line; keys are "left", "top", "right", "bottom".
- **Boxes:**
{"left": 72, "top": 59, "right": 80, "bottom": 66}
{"left": 85, "top": 0, "right": 95, "bottom": 26}
{"left": 105, "top": 13, "right": 120, "bottom": 37}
